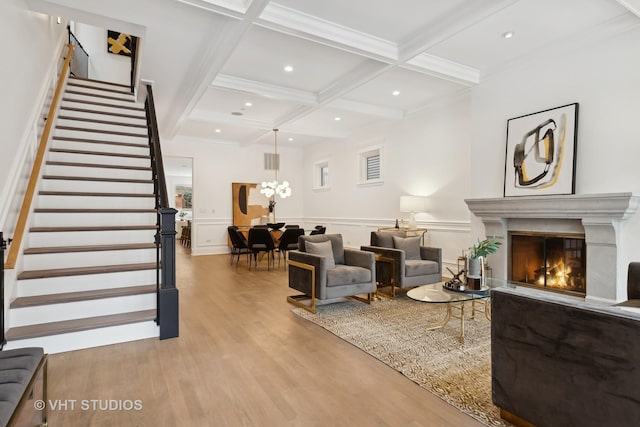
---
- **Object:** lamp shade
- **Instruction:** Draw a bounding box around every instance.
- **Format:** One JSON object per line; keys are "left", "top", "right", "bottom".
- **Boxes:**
{"left": 400, "top": 196, "right": 426, "bottom": 213}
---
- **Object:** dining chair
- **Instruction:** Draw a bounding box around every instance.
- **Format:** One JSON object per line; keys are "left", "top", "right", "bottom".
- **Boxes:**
{"left": 248, "top": 227, "right": 276, "bottom": 270}
{"left": 227, "top": 226, "right": 251, "bottom": 267}
{"left": 277, "top": 227, "right": 305, "bottom": 268}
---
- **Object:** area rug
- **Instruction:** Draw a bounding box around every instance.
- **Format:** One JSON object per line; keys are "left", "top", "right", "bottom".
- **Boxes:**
{"left": 292, "top": 295, "right": 509, "bottom": 426}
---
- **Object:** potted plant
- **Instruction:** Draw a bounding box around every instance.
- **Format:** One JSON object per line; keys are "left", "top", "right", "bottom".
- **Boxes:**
{"left": 467, "top": 237, "right": 502, "bottom": 278}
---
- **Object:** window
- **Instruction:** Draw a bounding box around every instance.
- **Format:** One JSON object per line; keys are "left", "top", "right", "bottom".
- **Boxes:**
{"left": 314, "top": 160, "right": 330, "bottom": 190}
{"left": 359, "top": 146, "right": 383, "bottom": 185}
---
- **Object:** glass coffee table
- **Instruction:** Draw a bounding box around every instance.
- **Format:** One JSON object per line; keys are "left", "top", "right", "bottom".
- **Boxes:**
{"left": 407, "top": 282, "right": 492, "bottom": 342}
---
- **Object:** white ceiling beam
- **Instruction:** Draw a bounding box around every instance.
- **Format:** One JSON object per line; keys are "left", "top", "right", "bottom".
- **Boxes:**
{"left": 163, "top": 0, "right": 270, "bottom": 138}
{"left": 616, "top": 0, "right": 640, "bottom": 18}
{"left": 212, "top": 75, "right": 317, "bottom": 104}
{"left": 317, "top": 59, "right": 390, "bottom": 105}
{"left": 403, "top": 54, "right": 479, "bottom": 86}
{"left": 175, "top": 0, "right": 245, "bottom": 19}
{"left": 257, "top": 2, "right": 397, "bottom": 62}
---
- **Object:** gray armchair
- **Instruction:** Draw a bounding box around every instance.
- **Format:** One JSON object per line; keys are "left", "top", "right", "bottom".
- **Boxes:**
{"left": 361, "top": 230, "right": 441, "bottom": 297}
{"left": 287, "top": 234, "right": 376, "bottom": 313}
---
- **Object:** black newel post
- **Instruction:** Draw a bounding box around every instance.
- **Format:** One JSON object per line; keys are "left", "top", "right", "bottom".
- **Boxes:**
{"left": 158, "top": 208, "right": 179, "bottom": 340}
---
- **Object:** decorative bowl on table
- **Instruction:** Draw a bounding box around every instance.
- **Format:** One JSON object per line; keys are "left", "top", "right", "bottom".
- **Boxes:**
{"left": 267, "top": 222, "right": 285, "bottom": 230}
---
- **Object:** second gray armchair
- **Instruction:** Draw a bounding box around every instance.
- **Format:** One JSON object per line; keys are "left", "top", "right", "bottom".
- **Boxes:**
{"left": 361, "top": 230, "right": 441, "bottom": 297}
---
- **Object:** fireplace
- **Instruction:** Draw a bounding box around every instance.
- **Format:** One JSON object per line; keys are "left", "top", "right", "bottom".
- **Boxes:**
{"left": 510, "top": 232, "right": 586, "bottom": 295}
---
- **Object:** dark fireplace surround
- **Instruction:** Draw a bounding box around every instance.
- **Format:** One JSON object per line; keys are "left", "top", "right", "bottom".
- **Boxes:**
{"left": 465, "top": 193, "right": 640, "bottom": 303}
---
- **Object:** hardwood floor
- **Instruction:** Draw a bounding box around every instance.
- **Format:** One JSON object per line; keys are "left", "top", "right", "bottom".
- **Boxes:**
{"left": 47, "top": 245, "right": 484, "bottom": 426}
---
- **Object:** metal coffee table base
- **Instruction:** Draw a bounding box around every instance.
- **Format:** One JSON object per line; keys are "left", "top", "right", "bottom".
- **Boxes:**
{"left": 426, "top": 299, "right": 490, "bottom": 342}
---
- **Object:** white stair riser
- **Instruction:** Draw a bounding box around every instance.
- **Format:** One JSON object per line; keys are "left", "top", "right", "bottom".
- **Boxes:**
{"left": 61, "top": 99, "right": 145, "bottom": 118}
{"left": 66, "top": 86, "right": 135, "bottom": 101}
{"left": 28, "top": 229, "right": 156, "bottom": 247}
{"left": 4, "top": 321, "right": 159, "bottom": 354}
{"left": 41, "top": 179, "right": 154, "bottom": 193}
{"left": 48, "top": 150, "right": 150, "bottom": 168}
{"left": 11, "top": 293, "right": 156, "bottom": 327}
{"left": 56, "top": 117, "right": 148, "bottom": 135}
{"left": 36, "top": 195, "right": 154, "bottom": 210}
{"left": 31, "top": 212, "right": 156, "bottom": 228}
{"left": 68, "top": 78, "right": 133, "bottom": 92}
{"left": 17, "top": 269, "right": 157, "bottom": 296}
{"left": 58, "top": 109, "right": 147, "bottom": 126}
{"left": 51, "top": 139, "right": 149, "bottom": 156}
{"left": 44, "top": 164, "right": 152, "bottom": 180}
{"left": 62, "top": 92, "right": 141, "bottom": 109}
{"left": 23, "top": 248, "right": 157, "bottom": 270}
{"left": 53, "top": 128, "right": 148, "bottom": 144}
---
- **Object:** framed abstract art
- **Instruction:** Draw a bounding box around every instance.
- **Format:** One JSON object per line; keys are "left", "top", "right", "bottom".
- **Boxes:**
{"left": 503, "top": 103, "right": 579, "bottom": 197}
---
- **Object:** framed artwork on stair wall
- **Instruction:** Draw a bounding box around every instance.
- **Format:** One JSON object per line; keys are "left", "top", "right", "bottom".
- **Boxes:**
{"left": 503, "top": 102, "right": 579, "bottom": 197}
{"left": 107, "top": 30, "right": 134, "bottom": 56}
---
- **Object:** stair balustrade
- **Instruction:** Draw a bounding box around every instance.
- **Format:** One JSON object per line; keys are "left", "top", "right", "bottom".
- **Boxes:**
{"left": 144, "top": 83, "right": 179, "bottom": 340}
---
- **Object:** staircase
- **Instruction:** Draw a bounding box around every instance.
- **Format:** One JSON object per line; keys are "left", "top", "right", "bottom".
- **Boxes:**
{"left": 4, "top": 77, "right": 161, "bottom": 353}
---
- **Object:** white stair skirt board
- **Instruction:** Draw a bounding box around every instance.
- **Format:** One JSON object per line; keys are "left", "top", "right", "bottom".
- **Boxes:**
{"left": 23, "top": 248, "right": 157, "bottom": 270}
{"left": 3, "top": 321, "right": 160, "bottom": 355}
{"left": 17, "top": 265, "right": 157, "bottom": 297}
{"left": 10, "top": 294, "right": 157, "bottom": 327}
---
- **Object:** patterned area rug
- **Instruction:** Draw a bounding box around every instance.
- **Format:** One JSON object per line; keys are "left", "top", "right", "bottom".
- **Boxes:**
{"left": 292, "top": 295, "right": 509, "bottom": 426}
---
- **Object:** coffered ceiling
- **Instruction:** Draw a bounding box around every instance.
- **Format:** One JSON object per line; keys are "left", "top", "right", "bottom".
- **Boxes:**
{"left": 27, "top": 0, "right": 640, "bottom": 148}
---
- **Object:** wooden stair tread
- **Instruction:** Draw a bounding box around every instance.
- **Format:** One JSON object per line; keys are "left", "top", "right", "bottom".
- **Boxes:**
{"left": 24, "top": 243, "right": 156, "bottom": 255}
{"left": 34, "top": 208, "right": 156, "bottom": 213}
{"left": 30, "top": 225, "right": 156, "bottom": 232}
{"left": 66, "top": 89, "right": 135, "bottom": 103}
{"left": 5, "top": 309, "right": 156, "bottom": 341}
{"left": 46, "top": 161, "right": 152, "bottom": 171}
{"left": 66, "top": 81, "right": 133, "bottom": 96}
{"left": 18, "top": 262, "right": 158, "bottom": 280}
{"left": 55, "top": 125, "right": 147, "bottom": 138}
{"left": 11, "top": 285, "right": 156, "bottom": 308}
{"left": 49, "top": 147, "right": 150, "bottom": 159}
{"left": 60, "top": 106, "right": 145, "bottom": 120}
{"left": 62, "top": 97, "right": 144, "bottom": 112}
{"left": 68, "top": 76, "right": 131, "bottom": 89}
{"left": 39, "top": 190, "right": 154, "bottom": 197}
{"left": 53, "top": 135, "right": 148, "bottom": 148}
{"left": 58, "top": 115, "right": 147, "bottom": 129}
{"left": 42, "top": 175, "right": 153, "bottom": 184}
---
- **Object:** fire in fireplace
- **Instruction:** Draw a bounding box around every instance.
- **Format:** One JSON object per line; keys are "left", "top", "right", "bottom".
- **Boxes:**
{"left": 509, "top": 232, "right": 586, "bottom": 295}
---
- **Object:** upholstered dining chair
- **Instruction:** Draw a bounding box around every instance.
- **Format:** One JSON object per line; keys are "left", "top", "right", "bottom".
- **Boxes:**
{"left": 361, "top": 230, "right": 441, "bottom": 297}
{"left": 277, "top": 227, "right": 305, "bottom": 268}
{"left": 248, "top": 227, "right": 276, "bottom": 270}
{"left": 227, "top": 226, "right": 251, "bottom": 267}
{"left": 287, "top": 234, "right": 376, "bottom": 313}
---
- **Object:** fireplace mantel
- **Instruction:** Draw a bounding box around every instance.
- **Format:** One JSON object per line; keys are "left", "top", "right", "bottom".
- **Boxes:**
{"left": 465, "top": 193, "right": 640, "bottom": 303}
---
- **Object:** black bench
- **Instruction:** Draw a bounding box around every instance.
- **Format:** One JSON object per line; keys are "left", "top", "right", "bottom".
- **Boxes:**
{"left": 0, "top": 347, "right": 47, "bottom": 427}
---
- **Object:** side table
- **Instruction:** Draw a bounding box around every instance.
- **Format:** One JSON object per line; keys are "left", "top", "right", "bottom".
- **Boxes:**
{"left": 374, "top": 255, "right": 395, "bottom": 299}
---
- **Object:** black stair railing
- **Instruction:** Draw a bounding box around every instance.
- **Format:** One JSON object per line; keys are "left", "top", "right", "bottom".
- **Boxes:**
{"left": 144, "top": 83, "right": 179, "bottom": 340}
{"left": 68, "top": 26, "right": 89, "bottom": 79}
{"left": 0, "top": 233, "right": 10, "bottom": 349}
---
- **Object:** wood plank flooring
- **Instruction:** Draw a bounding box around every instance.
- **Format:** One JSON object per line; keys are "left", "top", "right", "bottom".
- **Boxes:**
{"left": 47, "top": 245, "right": 484, "bottom": 426}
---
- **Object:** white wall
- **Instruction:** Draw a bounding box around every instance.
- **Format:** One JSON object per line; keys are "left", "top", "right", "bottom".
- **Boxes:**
{"left": 301, "top": 94, "right": 473, "bottom": 270}
{"left": 0, "top": 1, "right": 67, "bottom": 233}
{"left": 161, "top": 137, "right": 305, "bottom": 255}
{"left": 73, "top": 22, "right": 131, "bottom": 85}
{"left": 470, "top": 27, "right": 640, "bottom": 200}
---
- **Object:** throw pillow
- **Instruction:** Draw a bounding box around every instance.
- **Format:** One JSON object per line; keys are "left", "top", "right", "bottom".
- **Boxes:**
{"left": 306, "top": 240, "right": 336, "bottom": 269}
{"left": 374, "top": 232, "right": 395, "bottom": 248}
{"left": 393, "top": 236, "right": 421, "bottom": 260}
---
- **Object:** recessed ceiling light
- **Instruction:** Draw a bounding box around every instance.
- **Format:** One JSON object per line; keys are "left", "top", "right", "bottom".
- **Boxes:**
{"left": 284, "top": 65, "right": 294, "bottom": 73}
{"left": 215, "top": 129, "right": 221, "bottom": 133}
{"left": 288, "top": 137, "right": 294, "bottom": 141}
{"left": 334, "top": 117, "right": 341, "bottom": 121}
{"left": 392, "top": 90, "right": 400, "bottom": 96}
{"left": 245, "top": 102, "right": 252, "bottom": 107}
{"left": 502, "top": 31, "right": 514, "bottom": 39}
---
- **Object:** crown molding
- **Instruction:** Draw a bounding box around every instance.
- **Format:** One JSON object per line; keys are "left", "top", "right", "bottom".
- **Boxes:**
{"left": 404, "top": 53, "right": 479, "bottom": 86}
{"left": 617, "top": 0, "right": 640, "bottom": 18}
{"left": 212, "top": 74, "right": 317, "bottom": 105}
{"left": 258, "top": 2, "right": 398, "bottom": 61}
